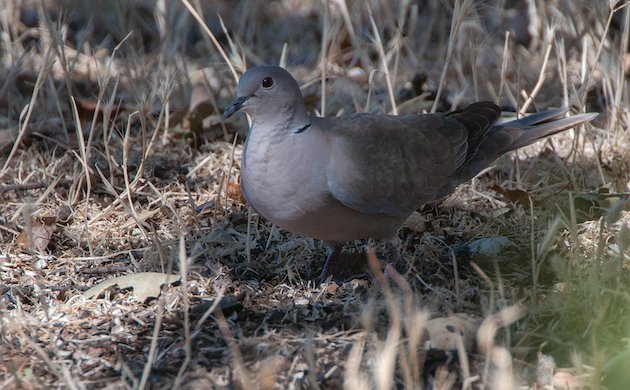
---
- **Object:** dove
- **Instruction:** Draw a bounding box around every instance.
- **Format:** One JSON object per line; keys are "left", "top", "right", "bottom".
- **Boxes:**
{"left": 223, "top": 65, "right": 596, "bottom": 281}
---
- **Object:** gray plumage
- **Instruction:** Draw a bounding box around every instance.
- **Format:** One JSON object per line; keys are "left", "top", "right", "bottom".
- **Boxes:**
{"left": 224, "top": 65, "right": 596, "bottom": 279}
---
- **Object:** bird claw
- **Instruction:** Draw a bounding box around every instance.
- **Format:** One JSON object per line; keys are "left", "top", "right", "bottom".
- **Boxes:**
{"left": 314, "top": 267, "right": 332, "bottom": 284}
{"left": 384, "top": 239, "right": 406, "bottom": 274}
{"left": 313, "top": 243, "right": 342, "bottom": 284}
{"left": 315, "top": 241, "right": 407, "bottom": 285}
{"left": 383, "top": 261, "right": 398, "bottom": 279}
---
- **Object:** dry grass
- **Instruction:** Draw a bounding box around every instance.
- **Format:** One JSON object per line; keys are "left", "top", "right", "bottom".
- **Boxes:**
{"left": 1, "top": 0, "right": 629, "bottom": 388}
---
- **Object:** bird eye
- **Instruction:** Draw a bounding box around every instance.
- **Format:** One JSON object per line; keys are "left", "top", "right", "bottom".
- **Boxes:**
{"left": 262, "top": 77, "right": 273, "bottom": 88}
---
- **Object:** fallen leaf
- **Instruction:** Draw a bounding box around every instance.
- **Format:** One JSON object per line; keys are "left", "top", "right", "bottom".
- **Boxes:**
{"left": 83, "top": 272, "right": 181, "bottom": 302}
{"left": 16, "top": 217, "right": 57, "bottom": 253}
{"left": 491, "top": 184, "right": 532, "bottom": 206}
{"left": 226, "top": 181, "right": 245, "bottom": 203}
{"left": 325, "top": 282, "right": 339, "bottom": 294}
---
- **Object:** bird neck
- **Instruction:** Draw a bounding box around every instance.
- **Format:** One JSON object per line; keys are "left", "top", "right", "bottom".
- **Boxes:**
{"left": 252, "top": 102, "right": 311, "bottom": 135}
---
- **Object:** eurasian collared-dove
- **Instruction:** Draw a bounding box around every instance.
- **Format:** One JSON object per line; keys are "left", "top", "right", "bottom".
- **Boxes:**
{"left": 223, "top": 65, "right": 596, "bottom": 281}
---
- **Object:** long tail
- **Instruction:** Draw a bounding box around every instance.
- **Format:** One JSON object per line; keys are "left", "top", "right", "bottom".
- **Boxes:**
{"left": 450, "top": 107, "right": 597, "bottom": 188}
{"left": 499, "top": 109, "right": 598, "bottom": 152}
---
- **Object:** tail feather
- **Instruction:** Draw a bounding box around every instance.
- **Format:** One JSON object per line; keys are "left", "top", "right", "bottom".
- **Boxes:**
{"left": 444, "top": 107, "right": 597, "bottom": 193}
{"left": 506, "top": 112, "right": 598, "bottom": 151}
{"left": 498, "top": 107, "right": 568, "bottom": 127}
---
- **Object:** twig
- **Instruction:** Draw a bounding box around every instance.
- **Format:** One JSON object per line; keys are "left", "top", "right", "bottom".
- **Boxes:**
{"left": 0, "top": 46, "right": 54, "bottom": 177}
{"left": 498, "top": 31, "right": 510, "bottom": 104}
{"left": 368, "top": 4, "right": 398, "bottom": 114}
{"left": 138, "top": 299, "right": 165, "bottom": 390}
{"left": 174, "top": 236, "right": 191, "bottom": 389}
{"left": 0, "top": 182, "right": 47, "bottom": 193}
{"left": 179, "top": 0, "right": 239, "bottom": 83}
{"left": 431, "top": 0, "right": 473, "bottom": 113}
{"left": 520, "top": 25, "right": 556, "bottom": 115}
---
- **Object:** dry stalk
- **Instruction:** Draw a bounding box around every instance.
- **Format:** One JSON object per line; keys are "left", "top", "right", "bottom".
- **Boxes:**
{"left": 520, "top": 25, "right": 556, "bottom": 115}
{"left": 367, "top": 4, "right": 398, "bottom": 115}
{"left": 174, "top": 236, "right": 191, "bottom": 389}
{"left": 431, "top": 0, "right": 474, "bottom": 113}
{"left": 179, "top": 0, "right": 239, "bottom": 83}
{"left": 1, "top": 47, "right": 54, "bottom": 177}
{"left": 138, "top": 298, "right": 166, "bottom": 390}
{"left": 498, "top": 31, "right": 510, "bottom": 104}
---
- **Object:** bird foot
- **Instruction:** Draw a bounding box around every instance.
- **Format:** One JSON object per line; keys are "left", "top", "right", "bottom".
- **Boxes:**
{"left": 383, "top": 261, "right": 397, "bottom": 279}
{"left": 384, "top": 239, "right": 406, "bottom": 275}
{"left": 314, "top": 243, "right": 342, "bottom": 284}
{"left": 315, "top": 241, "right": 406, "bottom": 285}
{"left": 314, "top": 265, "right": 333, "bottom": 284}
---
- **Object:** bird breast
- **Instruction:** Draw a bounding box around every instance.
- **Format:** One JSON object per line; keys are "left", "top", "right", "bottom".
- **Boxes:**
{"left": 239, "top": 124, "right": 404, "bottom": 242}
{"left": 240, "top": 126, "right": 330, "bottom": 227}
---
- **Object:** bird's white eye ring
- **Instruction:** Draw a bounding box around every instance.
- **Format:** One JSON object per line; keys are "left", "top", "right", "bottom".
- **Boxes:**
{"left": 262, "top": 77, "right": 273, "bottom": 88}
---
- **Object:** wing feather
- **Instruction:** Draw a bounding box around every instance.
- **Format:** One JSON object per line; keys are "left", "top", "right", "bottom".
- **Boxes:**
{"left": 323, "top": 102, "right": 502, "bottom": 217}
{"left": 324, "top": 113, "right": 466, "bottom": 216}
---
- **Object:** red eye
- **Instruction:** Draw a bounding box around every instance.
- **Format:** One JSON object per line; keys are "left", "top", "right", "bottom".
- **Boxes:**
{"left": 262, "top": 77, "right": 273, "bottom": 88}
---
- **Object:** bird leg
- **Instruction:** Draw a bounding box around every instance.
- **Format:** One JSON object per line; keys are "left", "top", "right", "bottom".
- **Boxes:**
{"left": 384, "top": 238, "right": 405, "bottom": 276}
{"left": 316, "top": 242, "right": 343, "bottom": 283}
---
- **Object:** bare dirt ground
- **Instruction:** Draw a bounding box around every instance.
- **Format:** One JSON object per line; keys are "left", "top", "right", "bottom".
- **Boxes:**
{"left": 1, "top": 0, "right": 629, "bottom": 388}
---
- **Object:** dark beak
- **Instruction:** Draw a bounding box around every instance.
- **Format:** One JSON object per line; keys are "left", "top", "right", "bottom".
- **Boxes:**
{"left": 223, "top": 96, "right": 250, "bottom": 119}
